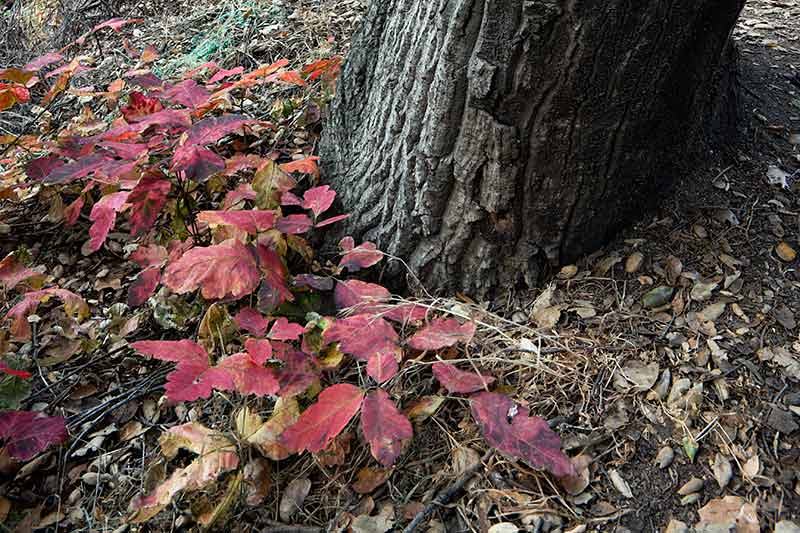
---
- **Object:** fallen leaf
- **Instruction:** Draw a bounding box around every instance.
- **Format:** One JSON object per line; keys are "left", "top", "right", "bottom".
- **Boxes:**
{"left": 696, "top": 496, "right": 758, "bottom": 533}
{"left": 279, "top": 478, "right": 311, "bottom": 522}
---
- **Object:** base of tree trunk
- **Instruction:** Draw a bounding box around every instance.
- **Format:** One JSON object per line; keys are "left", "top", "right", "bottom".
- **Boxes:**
{"left": 321, "top": 0, "right": 745, "bottom": 298}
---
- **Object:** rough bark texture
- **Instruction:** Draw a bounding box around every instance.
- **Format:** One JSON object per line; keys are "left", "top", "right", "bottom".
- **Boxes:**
{"left": 321, "top": 0, "right": 745, "bottom": 297}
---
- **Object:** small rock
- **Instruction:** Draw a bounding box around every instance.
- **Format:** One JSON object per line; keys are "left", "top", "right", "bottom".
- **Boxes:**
{"left": 692, "top": 225, "right": 708, "bottom": 239}
{"left": 487, "top": 523, "right": 518, "bottom": 533}
{"left": 677, "top": 477, "right": 703, "bottom": 495}
{"left": 776, "top": 242, "right": 797, "bottom": 262}
{"left": 700, "top": 302, "right": 726, "bottom": 322}
{"left": 656, "top": 446, "right": 674, "bottom": 469}
{"left": 712, "top": 453, "right": 733, "bottom": 489}
{"left": 625, "top": 252, "right": 644, "bottom": 273}
{"left": 558, "top": 265, "right": 578, "bottom": 279}
{"left": 608, "top": 469, "right": 633, "bottom": 499}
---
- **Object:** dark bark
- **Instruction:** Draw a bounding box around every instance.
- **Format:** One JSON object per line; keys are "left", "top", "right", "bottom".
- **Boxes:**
{"left": 321, "top": 0, "right": 745, "bottom": 298}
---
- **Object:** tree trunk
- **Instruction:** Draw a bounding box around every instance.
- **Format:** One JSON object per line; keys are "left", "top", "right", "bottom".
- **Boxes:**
{"left": 321, "top": 0, "right": 745, "bottom": 297}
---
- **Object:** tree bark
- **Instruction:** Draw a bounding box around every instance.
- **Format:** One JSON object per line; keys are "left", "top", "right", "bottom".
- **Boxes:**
{"left": 321, "top": 0, "right": 745, "bottom": 297}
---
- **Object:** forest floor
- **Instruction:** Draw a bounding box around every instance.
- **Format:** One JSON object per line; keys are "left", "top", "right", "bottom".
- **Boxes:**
{"left": 0, "top": 0, "right": 799, "bottom": 532}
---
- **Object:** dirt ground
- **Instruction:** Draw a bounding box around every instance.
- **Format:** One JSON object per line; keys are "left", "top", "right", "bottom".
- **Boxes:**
{"left": 1, "top": 0, "right": 799, "bottom": 532}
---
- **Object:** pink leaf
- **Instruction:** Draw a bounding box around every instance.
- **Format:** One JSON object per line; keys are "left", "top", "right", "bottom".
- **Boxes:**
{"left": 361, "top": 389, "right": 412, "bottom": 466}
{"left": 25, "top": 155, "right": 64, "bottom": 181}
{"left": 255, "top": 245, "right": 293, "bottom": 313}
{"left": 302, "top": 185, "right": 335, "bottom": 217}
{"left": 43, "top": 153, "right": 112, "bottom": 184}
{"left": 432, "top": 362, "right": 495, "bottom": 394}
{"left": 334, "top": 280, "right": 390, "bottom": 310}
{"left": 324, "top": 315, "right": 400, "bottom": 361}
{"left": 92, "top": 17, "right": 142, "bottom": 33}
{"left": 163, "top": 239, "right": 260, "bottom": 300}
{"left": 338, "top": 237, "right": 383, "bottom": 272}
{"left": 120, "top": 91, "right": 163, "bottom": 123}
{"left": 471, "top": 392, "right": 574, "bottom": 478}
{"left": 128, "top": 174, "right": 171, "bottom": 235}
{"left": 0, "top": 410, "right": 67, "bottom": 461}
{"left": 407, "top": 319, "right": 476, "bottom": 351}
{"left": 366, "top": 352, "right": 399, "bottom": 384}
{"left": 0, "top": 253, "right": 42, "bottom": 291}
{"left": 234, "top": 307, "right": 269, "bottom": 337}
{"left": 127, "top": 267, "right": 161, "bottom": 307}
{"left": 268, "top": 317, "right": 304, "bottom": 341}
{"left": 279, "top": 157, "right": 319, "bottom": 175}
{"left": 162, "top": 79, "right": 211, "bottom": 109}
{"left": 218, "top": 340, "right": 279, "bottom": 397}
{"left": 315, "top": 214, "right": 350, "bottom": 228}
{"left": 129, "top": 244, "right": 168, "bottom": 268}
{"left": 244, "top": 338, "right": 274, "bottom": 365}
{"left": 281, "top": 384, "right": 363, "bottom": 453}
{"left": 273, "top": 343, "right": 317, "bottom": 397}
{"left": 64, "top": 196, "right": 84, "bottom": 226}
{"left": 170, "top": 145, "right": 225, "bottom": 182}
{"left": 208, "top": 66, "right": 244, "bottom": 84}
{"left": 131, "top": 340, "right": 234, "bottom": 402}
{"left": 276, "top": 214, "right": 313, "bottom": 234}
{"left": 197, "top": 210, "right": 276, "bottom": 234}
{"left": 23, "top": 52, "right": 64, "bottom": 71}
{"left": 89, "top": 191, "right": 130, "bottom": 252}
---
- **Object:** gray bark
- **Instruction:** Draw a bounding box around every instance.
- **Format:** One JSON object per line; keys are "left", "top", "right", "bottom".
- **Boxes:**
{"left": 321, "top": 0, "right": 745, "bottom": 297}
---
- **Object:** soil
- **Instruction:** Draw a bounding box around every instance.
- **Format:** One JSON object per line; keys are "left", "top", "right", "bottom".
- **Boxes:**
{"left": 0, "top": 0, "right": 799, "bottom": 532}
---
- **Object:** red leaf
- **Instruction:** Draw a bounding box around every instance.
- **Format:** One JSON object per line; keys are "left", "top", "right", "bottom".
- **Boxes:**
{"left": 279, "top": 157, "right": 319, "bottom": 175}
{"left": 163, "top": 239, "right": 260, "bottom": 300}
{"left": 268, "top": 317, "right": 304, "bottom": 341}
{"left": 0, "top": 253, "right": 42, "bottom": 291}
{"left": 292, "top": 274, "right": 334, "bottom": 291}
{"left": 197, "top": 210, "right": 276, "bottom": 234}
{"left": 89, "top": 191, "right": 130, "bottom": 251}
{"left": 255, "top": 245, "right": 293, "bottom": 313}
{"left": 277, "top": 70, "right": 306, "bottom": 86}
{"left": 171, "top": 115, "right": 253, "bottom": 179}
{"left": 130, "top": 244, "right": 168, "bottom": 268}
{"left": 276, "top": 214, "right": 313, "bottom": 234}
{"left": 334, "top": 280, "right": 391, "bottom": 310}
{"left": 64, "top": 196, "right": 84, "bottom": 226}
{"left": 5, "top": 288, "right": 88, "bottom": 339}
{"left": 127, "top": 267, "right": 161, "bottom": 307}
{"left": 273, "top": 343, "right": 317, "bottom": 397}
{"left": 131, "top": 340, "right": 234, "bottom": 402}
{"left": 171, "top": 145, "right": 225, "bottom": 182}
{"left": 98, "top": 140, "right": 149, "bottom": 159}
{"left": 43, "top": 153, "right": 112, "bottom": 184}
{"left": 121, "top": 91, "right": 163, "bottom": 123}
{"left": 0, "top": 361, "right": 31, "bottom": 379}
{"left": 302, "top": 185, "right": 334, "bottom": 217}
{"left": 25, "top": 155, "right": 64, "bottom": 181}
{"left": 432, "top": 362, "right": 495, "bottom": 394}
{"left": 234, "top": 307, "right": 269, "bottom": 337}
{"left": 324, "top": 315, "right": 400, "bottom": 361}
{"left": 128, "top": 174, "right": 171, "bottom": 235}
{"left": 23, "top": 52, "right": 64, "bottom": 71}
{"left": 218, "top": 340, "right": 279, "bottom": 397}
{"left": 0, "top": 410, "right": 67, "bottom": 461}
{"left": 162, "top": 79, "right": 211, "bottom": 109}
{"left": 471, "top": 392, "right": 574, "bottom": 478}
{"left": 208, "top": 66, "right": 244, "bottom": 84}
{"left": 407, "top": 319, "right": 476, "bottom": 351}
{"left": 338, "top": 237, "right": 383, "bottom": 272}
{"left": 314, "top": 213, "right": 350, "bottom": 228}
{"left": 361, "top": 390, "right": 412, "bottom": 466}
{"left": 366, "top": 352, "right": 399, "bottom": 384}
{"left": 92, "top": 17, "right": 142, "bottom": 33}
{"left": 281, "top": 384, "right": 363, "bottom": 453}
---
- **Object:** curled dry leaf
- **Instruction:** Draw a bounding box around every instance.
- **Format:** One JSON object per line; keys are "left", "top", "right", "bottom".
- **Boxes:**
{"left": 608, "top": 469, "right": 633, "bottom": 499}
{"left": 560, "top": 453, "right": 592, "bottom": 495}
{"left": 279, "top": 477, "right": 311, "bottom": 522}
{"left": 613, "top": 360, "right": 660, "bottom": 392}
{"left": 712, "top": 453, "right": 733, "bottom": 489}
{"left": 696, "top": 496, "right": 759, "bottom": 533}
{"left": 352, "top": 466, "right": 391, "bottom": 494}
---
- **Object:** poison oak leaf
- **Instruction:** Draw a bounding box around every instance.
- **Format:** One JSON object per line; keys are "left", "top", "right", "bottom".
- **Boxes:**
{"left": 237, "top": 398, "right": 300, "bottom": 460}
{"left": 98, "top": 140, "right": 149, "bottom": 159}
{"left": 255, "top": 245, "right": 293, "bottom": 312}
{"left": 268, "top": 317, "right": 304, "bottom": 341}
{"left": 64, "top": 196, "right": 84, "bottom": 226}
{"left": 218, "top": 352, "right": 279, "bottom": 397}
{"left": 131, "top": 340, "right": 235, "bottom": 402}
{"left": 301, "top": 185, "right": 334, "bottom": 217}
{"left": 23, "top": 52, "right": 64, "bottom": 71}
{"left": 292, "top": 274, "right": 334, "bottom": 291}
{"left": 120, "top": 91, "right": 163, "bottom": 123}
{"left": 361, "top": 389, "right": 412, "bottom": 466}
{"left": 128, "top": 174, "right": 171, "bottom": 235}
{"left": 281, "top": 384, "right": 363, "bottom": 453}
{"left": 333, "top": 280, "right": 391, "bottom": 311}
{"left": 407, "top": 319, "right": 476, "bottom": 351}
{"left": 0, "top": 361, "right": 31, "bottom": 379}
{"left": 470, "top": 392, "right": 574, "bottom": 478}
{"left": 277, "top": 70, "right": 305, "bottom": 86}
{"left": 25, "top": 155, "right": 64, "bottom": 181}
{"left": 128, "top": 268, "right": 161, "bottom": 307}
{"left": 272, "top": 343, "right": 318, "bottom": 397}
{"left": 163, "top": 239, "right": 260, "bottom": 300}
{"left": 91, "top": 17, "right": 143, "bottom": 33}
{"left": 130, "top": 244, "right": 168, "bottom": 268}
{"left": 338, "top": 237, "right": 383, "bottom": 272}
{"left": 324, "top": 315, "right": 400, "bottom": 361}
{"left": 0, "top": 253, "right": 43, "bottom": 291}
{"left": 431, "top": 362, "right": 495, "bottom": 394}
{"left": 89, "top": 191, "right": 130, "bottom": 251}
{"left": 234, "top": 307, "right": 269, "bottom": 337}
{"left": 43, "top": 153, "right": 112, "bottom": 184}
{"left": 197, "top": 210, "right": 276, "bottom": 234}
{"left": 253, "top": 160, "right": 296, "bottom": 209}
{"left": 366, "top": 352, "right": 399, "bottom": 384}
{"left": 275, "top": 213, "right": 313, "bottom": 234}
{"left": 0, "top": 410, "right": 67, "bottom": 461}
{"left": 171, "top": 145, "right": 225, "bottom": 181}
{"left": 314, "top": 213, "right": 350, "bottom": 228}
{"left": 162, "top": 79, "right": 211, "bottom": 109}
{"left": 208, "top": 66, "right": 244, "bottom": 84}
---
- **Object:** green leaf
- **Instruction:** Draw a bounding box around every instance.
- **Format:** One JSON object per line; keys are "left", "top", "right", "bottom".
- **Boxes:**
{"left": 0, "top": 375, "right": 32, "bottom": 409}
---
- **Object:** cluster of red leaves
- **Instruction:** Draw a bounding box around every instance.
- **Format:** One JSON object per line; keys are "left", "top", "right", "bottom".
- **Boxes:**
{"left": 0, "top": 30, "right": 574, "bottom": 523}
